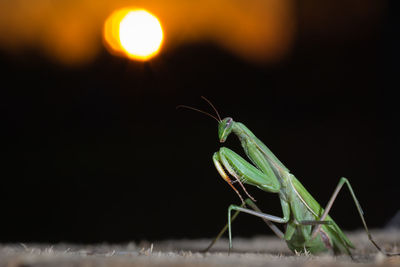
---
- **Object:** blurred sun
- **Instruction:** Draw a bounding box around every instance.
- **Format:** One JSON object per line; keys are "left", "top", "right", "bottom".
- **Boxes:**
{"left": 103, "top": 9, "right": 163, "bottom": 61}
{"left": 119, "top": 10, "right": 163, "bottom": 60}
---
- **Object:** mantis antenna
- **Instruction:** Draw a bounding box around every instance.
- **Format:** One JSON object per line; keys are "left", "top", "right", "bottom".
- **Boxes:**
{"left": 200, "top": 96, "right": 222, "bottom": 121}
{"left": 176, "top": 96, "right": 222, "bottom": 122}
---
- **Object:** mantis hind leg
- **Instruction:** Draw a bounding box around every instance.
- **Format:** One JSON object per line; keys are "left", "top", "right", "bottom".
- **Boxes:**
{"left": 203, "top": 198, "right": 285, "bottom": 252}
{"left": 312, "top": 177, "right": 399, "bottom": 256}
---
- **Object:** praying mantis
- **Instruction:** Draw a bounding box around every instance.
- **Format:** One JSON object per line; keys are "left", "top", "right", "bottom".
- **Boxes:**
{"left": 178, "top": 97, "right": 400, "bottom": 257}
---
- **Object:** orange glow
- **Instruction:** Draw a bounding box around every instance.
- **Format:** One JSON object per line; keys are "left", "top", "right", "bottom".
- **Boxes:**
{"left": 104, "top": 8, "right": 163, "bottom": 61}
{"left": 0, "top": 0, "right": 306, "bottom": 65}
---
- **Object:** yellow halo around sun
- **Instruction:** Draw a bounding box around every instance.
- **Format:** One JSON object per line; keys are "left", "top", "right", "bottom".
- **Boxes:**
{"left": 103, "top": 8, "right": 164, "bottom": 61}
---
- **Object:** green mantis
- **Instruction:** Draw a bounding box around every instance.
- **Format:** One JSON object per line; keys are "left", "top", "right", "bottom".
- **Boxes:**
{"left": 178, "top": 97, "right": 400, "bottom": 257}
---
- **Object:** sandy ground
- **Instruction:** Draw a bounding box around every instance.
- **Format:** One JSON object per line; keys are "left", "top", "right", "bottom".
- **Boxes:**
{"left": 1, "top": 230, "right": 399, "bottom": 267}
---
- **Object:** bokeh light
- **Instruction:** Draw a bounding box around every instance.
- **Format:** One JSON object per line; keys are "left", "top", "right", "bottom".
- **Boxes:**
{"left": 0, "top": 0, "right": 301, "bottom": 64}
{"left": 104, "top": 8, "right": 163, "bottom": 61}
{"left": 6, "top": 0, "right": 387, "bottom": 65}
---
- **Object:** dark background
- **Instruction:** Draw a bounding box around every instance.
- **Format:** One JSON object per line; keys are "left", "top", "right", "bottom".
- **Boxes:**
{"left": 1, "top": 1, "right": 399, "bottom": 243}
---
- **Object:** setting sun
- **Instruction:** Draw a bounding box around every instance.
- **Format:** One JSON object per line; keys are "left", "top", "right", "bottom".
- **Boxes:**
{"left": 103, "top": 8, "right": 163, "bottom": 61}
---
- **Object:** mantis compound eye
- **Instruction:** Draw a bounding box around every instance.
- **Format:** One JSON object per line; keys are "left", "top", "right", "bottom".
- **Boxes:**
{"left": 218, "top": 117, "right": 234, "bottom": 143}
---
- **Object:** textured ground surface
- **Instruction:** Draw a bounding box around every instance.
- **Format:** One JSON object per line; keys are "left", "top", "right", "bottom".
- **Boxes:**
{"left": 1, "top": 230, "right": 399, "bottom": 267}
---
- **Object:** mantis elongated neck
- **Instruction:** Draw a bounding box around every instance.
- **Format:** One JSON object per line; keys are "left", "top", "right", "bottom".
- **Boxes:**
{"left": 232, "top": 121, "right": 290, "bottom": 177}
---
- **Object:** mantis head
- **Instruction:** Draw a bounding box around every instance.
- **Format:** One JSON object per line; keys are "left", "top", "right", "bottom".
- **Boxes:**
{"left": 218, "top": 117, "right": 234, "bottom": 143}
{"left": 178, "top": 96, "right": 234, "bottom": 142}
